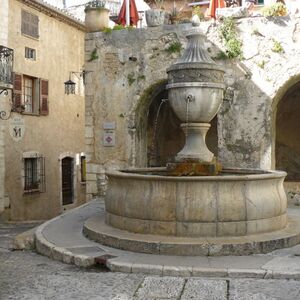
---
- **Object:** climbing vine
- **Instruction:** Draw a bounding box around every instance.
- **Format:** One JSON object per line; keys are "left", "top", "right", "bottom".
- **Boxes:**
{"left": 88, "top": 48, "right": 99, "bottom": 62}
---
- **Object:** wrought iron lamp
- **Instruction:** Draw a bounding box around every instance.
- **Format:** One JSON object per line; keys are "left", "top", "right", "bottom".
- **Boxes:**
{"left": 0, "top": 45, "right": 14, "bottom": 120}
{"left": 64, "top": 78, "right": 76, "bottom": 95}
{"left": 64, "top": 71, "right": 88, "bottom": 95}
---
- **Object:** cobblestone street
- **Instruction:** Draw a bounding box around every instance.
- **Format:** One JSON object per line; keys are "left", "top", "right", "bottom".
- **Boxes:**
{"left": 1, "top": 223, "right": 300, "bottom": 300}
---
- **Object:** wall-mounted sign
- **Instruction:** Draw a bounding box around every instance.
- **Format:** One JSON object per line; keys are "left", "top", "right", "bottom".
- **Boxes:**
{"left": 9, "top": 115, "right": 25, "bottom": 142}
{"left": 103, "top": 129, "right": 115, "bottom": 147}
{"left": 103, "top": 121, "right": 116, "bottom": 130}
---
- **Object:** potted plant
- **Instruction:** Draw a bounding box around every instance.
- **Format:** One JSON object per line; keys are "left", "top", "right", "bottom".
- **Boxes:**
{"left": 85, "top": 0, "right": 110, "bottom": 32}
{"left": 145, "top": 0, "right": 166, "bottom": 27}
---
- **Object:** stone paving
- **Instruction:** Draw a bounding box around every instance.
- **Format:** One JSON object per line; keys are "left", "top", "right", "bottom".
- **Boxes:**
{"left": 1, "top": 211, "right": 300, "bottom": 299}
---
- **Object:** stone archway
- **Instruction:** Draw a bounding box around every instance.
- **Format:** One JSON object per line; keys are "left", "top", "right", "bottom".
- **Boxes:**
{"left": 147, "top": 86, "right": 184, "bottom": 167}
{"left": 133, "top": 80, "right": 219, "bottom": 168}
{"left": 275, "top": 81, "right": 300, "bottom": 183}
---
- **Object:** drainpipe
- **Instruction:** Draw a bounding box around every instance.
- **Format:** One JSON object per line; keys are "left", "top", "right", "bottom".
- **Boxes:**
{"left": 126, "top": 0, "right": 130, "bottom": 26}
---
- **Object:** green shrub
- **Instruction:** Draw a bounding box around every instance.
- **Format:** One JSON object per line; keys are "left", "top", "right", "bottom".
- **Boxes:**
{"left": 127, "top": 73, "right": 135, "bottom": 86}
{"left": 103, "top": 25, "right": 135, "bottom": 33}
{"left": 166, "top": 41, "right": 182, "bottom": 54}
{"left": 272, "top": 39, "right": 284, "bottom": 53}
{"left": 219, "top": 18, "right": 243, "bottom": 59}
{"left": 257, "top": 60, "right": 266, "bottom": 69}
{"left": 213, "top": 51, "right": 228, "bottom": 60}
{"left": 226, "top": 39, "right": 243, "bottom": 59}
{"left": 262, "top": 3, "right": 287, "bottom": 17}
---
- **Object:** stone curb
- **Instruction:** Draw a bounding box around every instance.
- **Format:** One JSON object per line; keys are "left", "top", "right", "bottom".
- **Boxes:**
{"left": 105, "top": 260, "right": 300, "bottom": 280}
{"left": 33, "top": 200, "right": 300, "bottom": 280}
{"left": 34, "top": 200, "right": 100, "bottom": 268}
{"left": 13, "top": 227, "right": 37, "bottom": 250}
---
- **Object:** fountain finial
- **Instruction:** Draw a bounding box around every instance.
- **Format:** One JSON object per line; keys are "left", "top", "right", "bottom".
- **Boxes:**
{"left": 176, "top": 29, "right": 215, "bottom": 64}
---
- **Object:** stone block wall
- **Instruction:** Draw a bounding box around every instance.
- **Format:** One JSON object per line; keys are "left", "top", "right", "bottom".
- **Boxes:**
{"left": 85, "top": 17, "right": 300, "bottom": 198}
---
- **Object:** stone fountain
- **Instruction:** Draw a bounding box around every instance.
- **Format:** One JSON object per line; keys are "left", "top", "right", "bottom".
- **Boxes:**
{"left": 166, "top": 28, "right": 225, "bottom": 176}
{"left": 83, "top": 28, "right": 300, "bottom": 256}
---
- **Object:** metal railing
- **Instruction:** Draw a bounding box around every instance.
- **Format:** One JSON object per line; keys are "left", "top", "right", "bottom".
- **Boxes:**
{"left": 0, "top": 45, "right": 13, "bottom": 87}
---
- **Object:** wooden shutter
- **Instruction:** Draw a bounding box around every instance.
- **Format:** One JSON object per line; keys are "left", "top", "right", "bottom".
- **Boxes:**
{"left": 40, "top": 79, "right": 49, "bottom": 115}
{"left": 13, "top": 73, "right": 23, "bottom": 111}
{"left": 21, "top": 10, "right": 39, "bottom": 39}
{"left": 31, "top": 14, "right": 39, "bottom": 38}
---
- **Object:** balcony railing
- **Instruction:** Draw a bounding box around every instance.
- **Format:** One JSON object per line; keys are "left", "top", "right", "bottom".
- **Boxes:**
{"left": 0, "top": 46, "right": 13, "bottom": 88}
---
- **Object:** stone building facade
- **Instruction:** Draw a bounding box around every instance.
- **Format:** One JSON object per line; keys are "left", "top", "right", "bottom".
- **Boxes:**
{"left": 0, "top": 0, "right": 10, "bottom": 215}
{"left": 0, "top": 0, "right": 86, "bottom": 221}
{"left": 84, "top": 15, "right": 300, "bottom": 200}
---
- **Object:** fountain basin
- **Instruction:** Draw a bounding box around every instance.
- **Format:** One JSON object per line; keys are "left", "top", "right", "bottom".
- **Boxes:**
{"left": 166, "top": 82, "right": 225, "bottom": 123}
{"left": 105, "top": 169, "right": 287, "bottom": 237}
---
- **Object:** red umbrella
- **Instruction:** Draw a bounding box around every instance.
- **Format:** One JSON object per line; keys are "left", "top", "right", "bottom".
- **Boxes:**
{"left": 117, "top": 0, "right": 139, "bottom": 26}
{"left": 208, "top": 0, "right": 226, "bottom": 19}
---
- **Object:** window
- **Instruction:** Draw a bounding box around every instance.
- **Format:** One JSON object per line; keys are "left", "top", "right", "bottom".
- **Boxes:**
{"left": 13, "top": 73, "right": 49, "bottom": 115}
{"left": 80, "top": 156, "right": 86, "bottom": 183}
{"left": 25, "top": 47, "right": 36, "bottom": 60}
{"left": 24, "top": 156, "right": 45, "bottom": 193}
{"left": 21, "top": 10, "right": 39, "bottom": 39}
{"left": 24, "top": 76, "right": 34, "bottom": 112}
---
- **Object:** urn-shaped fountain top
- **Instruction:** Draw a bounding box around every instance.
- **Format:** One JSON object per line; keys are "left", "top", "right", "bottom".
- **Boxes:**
{"left": 166, "top": 27, "right": 226, "bottom": 164}
{"left": 167, "top": 28, "right": 225, "bottom": 85}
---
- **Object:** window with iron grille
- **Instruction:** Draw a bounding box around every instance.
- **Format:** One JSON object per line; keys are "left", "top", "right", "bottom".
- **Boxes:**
{"left": 25, "top": 47, "right": 36, "bottom": 60}
{"left": 24, "top": 156, "right": 46, "bottom": 193}
{"left": 21, "top": 10, "right": 39, "bottom": 39}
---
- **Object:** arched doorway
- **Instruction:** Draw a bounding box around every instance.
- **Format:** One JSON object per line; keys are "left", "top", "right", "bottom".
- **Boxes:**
{"left": 276, "top": 81, "right": 300, "bottom": 183}
{"left": 147, "top": 87, "right": 184, "bottom": 166}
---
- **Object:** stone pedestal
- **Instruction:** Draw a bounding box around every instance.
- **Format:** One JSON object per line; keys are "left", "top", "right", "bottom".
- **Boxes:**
{"left": 176, "top": 123, "right": 213, "bottom": 163}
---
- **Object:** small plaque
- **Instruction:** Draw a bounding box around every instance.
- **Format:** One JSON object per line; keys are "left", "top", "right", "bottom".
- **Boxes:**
{"left": 103, "top": 122, "right": 116, "bottom": 130}
{"left": 9, "top": 116, "right": 25, "bottom": 142}
{"left": 103, "top": 130, "right": 115, "bottom": 147}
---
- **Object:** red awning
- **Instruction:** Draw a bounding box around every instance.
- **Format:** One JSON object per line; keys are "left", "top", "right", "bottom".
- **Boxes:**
{"left": 208, "top": 0, "right": 226, "bottom": 19}
{"left": 117, "top": 0, "right": 139, "bottom": 26}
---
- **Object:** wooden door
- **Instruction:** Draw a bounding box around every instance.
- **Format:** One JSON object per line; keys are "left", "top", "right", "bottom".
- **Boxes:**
{"left": 62, "top": 157, "right": 73, "bottom": 205}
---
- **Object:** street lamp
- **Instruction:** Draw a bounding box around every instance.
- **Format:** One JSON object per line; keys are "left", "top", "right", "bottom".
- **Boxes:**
{"left": 64, "top": 79, "right": 76, "bottom": 95}
{"left": 64, "top": 70, "right": 89, "bottom": 95}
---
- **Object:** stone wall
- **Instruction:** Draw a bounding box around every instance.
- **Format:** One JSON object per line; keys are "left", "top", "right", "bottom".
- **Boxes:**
{"left": 85, "top": 16, "right": 300, "bottom": 198}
